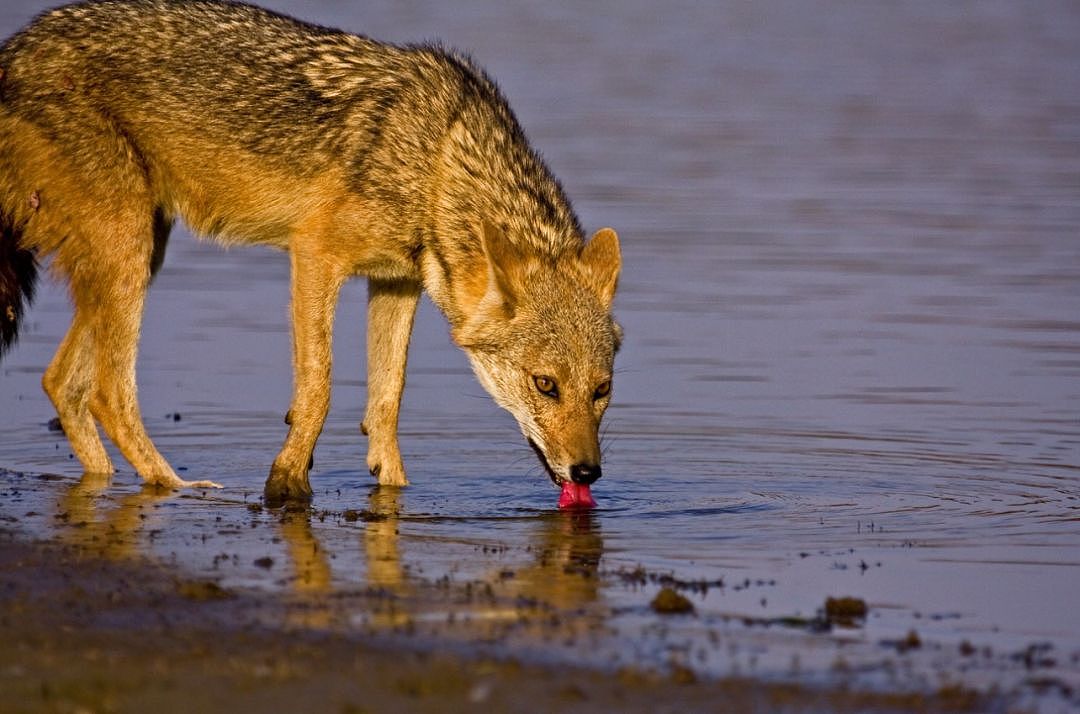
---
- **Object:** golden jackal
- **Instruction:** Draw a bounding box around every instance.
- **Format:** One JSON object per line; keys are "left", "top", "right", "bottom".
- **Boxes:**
{"left": 0, "top": 0, "right": 621, "bottom": 505}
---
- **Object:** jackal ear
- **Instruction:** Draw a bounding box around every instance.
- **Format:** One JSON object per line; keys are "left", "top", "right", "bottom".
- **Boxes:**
{"left": 480, "top": 219, "right": 524, "bottom": 313}
{"left": 579, "top": 228, "right": 621, "bottom": 310}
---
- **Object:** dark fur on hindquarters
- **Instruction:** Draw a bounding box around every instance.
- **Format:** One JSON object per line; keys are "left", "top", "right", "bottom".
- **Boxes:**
{"left": 0, "top": 214, "right": 37, "bottom": 356}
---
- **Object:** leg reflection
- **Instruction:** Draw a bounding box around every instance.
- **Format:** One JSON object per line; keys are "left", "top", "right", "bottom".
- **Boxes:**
{"left": 56, "top": 471, "right": 169, "bottom": 560}
{"left": 364, "top": 486, "right": 405, "bottom": 592}
{"left": 277, "top": 509, "right": 335, "bottom": 628}
{"left": 513, "top": 511, "right": 604, "bottom": 610}
{"left": 280, "top": 510, "right": 332, "bottom": 594}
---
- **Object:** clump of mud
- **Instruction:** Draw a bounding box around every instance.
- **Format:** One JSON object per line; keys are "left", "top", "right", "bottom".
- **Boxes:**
{"left": 651, "top": 587, "right": 695, "bottom": 614}
{"left": 176, "top": 579, "right": 233, "bottom": 601}
{"left": 824, "top": 596, "right": 867, "bottom": 627}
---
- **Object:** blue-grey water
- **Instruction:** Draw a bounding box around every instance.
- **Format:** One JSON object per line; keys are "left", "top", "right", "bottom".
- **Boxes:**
{"left": 1, "top": 1, "right": 1078, "bottom": 709}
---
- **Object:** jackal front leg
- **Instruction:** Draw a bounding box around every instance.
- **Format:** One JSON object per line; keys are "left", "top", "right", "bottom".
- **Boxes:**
{"left": 361, "top": 278, "right": 420, "bottom": 487}
{"left": 265, "top": 250, "right": 346, "bottom": 505}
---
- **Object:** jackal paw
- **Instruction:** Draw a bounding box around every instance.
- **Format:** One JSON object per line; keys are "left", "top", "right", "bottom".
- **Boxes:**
{"left": 179, "top": 478, "right": 224, "bottom": 489}
{"left": 367, "top": 453, "right": 408, "bottom": 487}
{"left": 264, "top": 466, "right": 313, "bottom": 507}
{"left": 144, "top": 470, "right": 223, "bottom": 490}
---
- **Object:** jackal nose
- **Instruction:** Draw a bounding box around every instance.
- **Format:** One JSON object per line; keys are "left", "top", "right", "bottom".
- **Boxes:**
{"left": 570, "top": 463, "right": 602, "bottom": 485}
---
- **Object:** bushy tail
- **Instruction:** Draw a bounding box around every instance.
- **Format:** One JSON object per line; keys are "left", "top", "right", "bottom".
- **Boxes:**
{"left": 0, "top": 210, "right": 37, "bottom": 359}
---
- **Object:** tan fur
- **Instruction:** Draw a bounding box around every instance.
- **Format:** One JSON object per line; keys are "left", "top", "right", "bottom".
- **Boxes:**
{"left": 0, "top": 0, "right": 621, "bottom": 504}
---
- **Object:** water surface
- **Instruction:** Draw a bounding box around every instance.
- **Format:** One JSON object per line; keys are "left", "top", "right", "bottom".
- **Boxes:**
{"left": 1, "top": 0, "right": 1078, "bottom": 708}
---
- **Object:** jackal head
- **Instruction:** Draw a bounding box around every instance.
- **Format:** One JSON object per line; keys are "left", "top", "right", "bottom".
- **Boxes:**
{"left": 454, "top": 222, "right": 622, "bottom": 488}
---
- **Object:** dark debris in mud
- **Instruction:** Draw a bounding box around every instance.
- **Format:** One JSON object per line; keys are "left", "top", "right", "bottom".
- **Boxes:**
{"left": 607, "top": 564, "right": 725, "bottom": 595}
{"left": 343, "top": 508, "right": 389, "bottom": 523}
{"left": 716, "top": 596, "right": 872, "bottom": 636}
{"left": 880, "top": 630, "right": 924, "bottom": 653}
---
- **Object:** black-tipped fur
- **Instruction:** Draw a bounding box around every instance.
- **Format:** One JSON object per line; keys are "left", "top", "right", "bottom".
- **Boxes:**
{"left": 0, "top": 213, "right": 37, "bottom": 357}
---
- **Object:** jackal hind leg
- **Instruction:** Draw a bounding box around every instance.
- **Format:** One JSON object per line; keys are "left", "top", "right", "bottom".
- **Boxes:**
{"left": 265, "top": 250, "right": 346, "bottom": 505}
{"left": 79, "top": 217, "right": 219, "bottom": 491}
{"left": 361, "top": 278, "right": 420, "bottom": 487}
{"left": 42, "top": 307, "right": 113, "bottom": 475}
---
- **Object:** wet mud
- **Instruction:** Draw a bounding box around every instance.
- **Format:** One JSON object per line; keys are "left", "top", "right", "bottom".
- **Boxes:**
{"left": 1, "top": 469, "right": 1075, "bottom": 712}
{"left": 0, "top": 541, "right": 993, "bottom": 714}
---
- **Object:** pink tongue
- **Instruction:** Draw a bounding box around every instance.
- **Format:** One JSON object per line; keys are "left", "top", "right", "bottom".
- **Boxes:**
{"left": 558, "top": 481, "right": 597, "bottom": 509}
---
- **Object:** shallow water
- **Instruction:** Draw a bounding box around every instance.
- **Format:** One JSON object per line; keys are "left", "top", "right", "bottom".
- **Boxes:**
{"left": 2, "top": 0, "right": 1079, "bottom": 708}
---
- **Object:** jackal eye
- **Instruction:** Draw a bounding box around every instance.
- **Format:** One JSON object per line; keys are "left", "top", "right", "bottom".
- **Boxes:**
{"left": 533, "top": 375, "right": 559, "bottom": 399}
{"left": 593, "top": 380, "right": 612, "bottom": 400}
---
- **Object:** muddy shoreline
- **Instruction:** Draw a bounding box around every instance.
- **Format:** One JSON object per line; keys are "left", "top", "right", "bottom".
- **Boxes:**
{"left": 0, "top": 469, "right": 1032, "bottom": 714}
{"left": 1, "top": 536, "right": 993, "bottom": 714}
